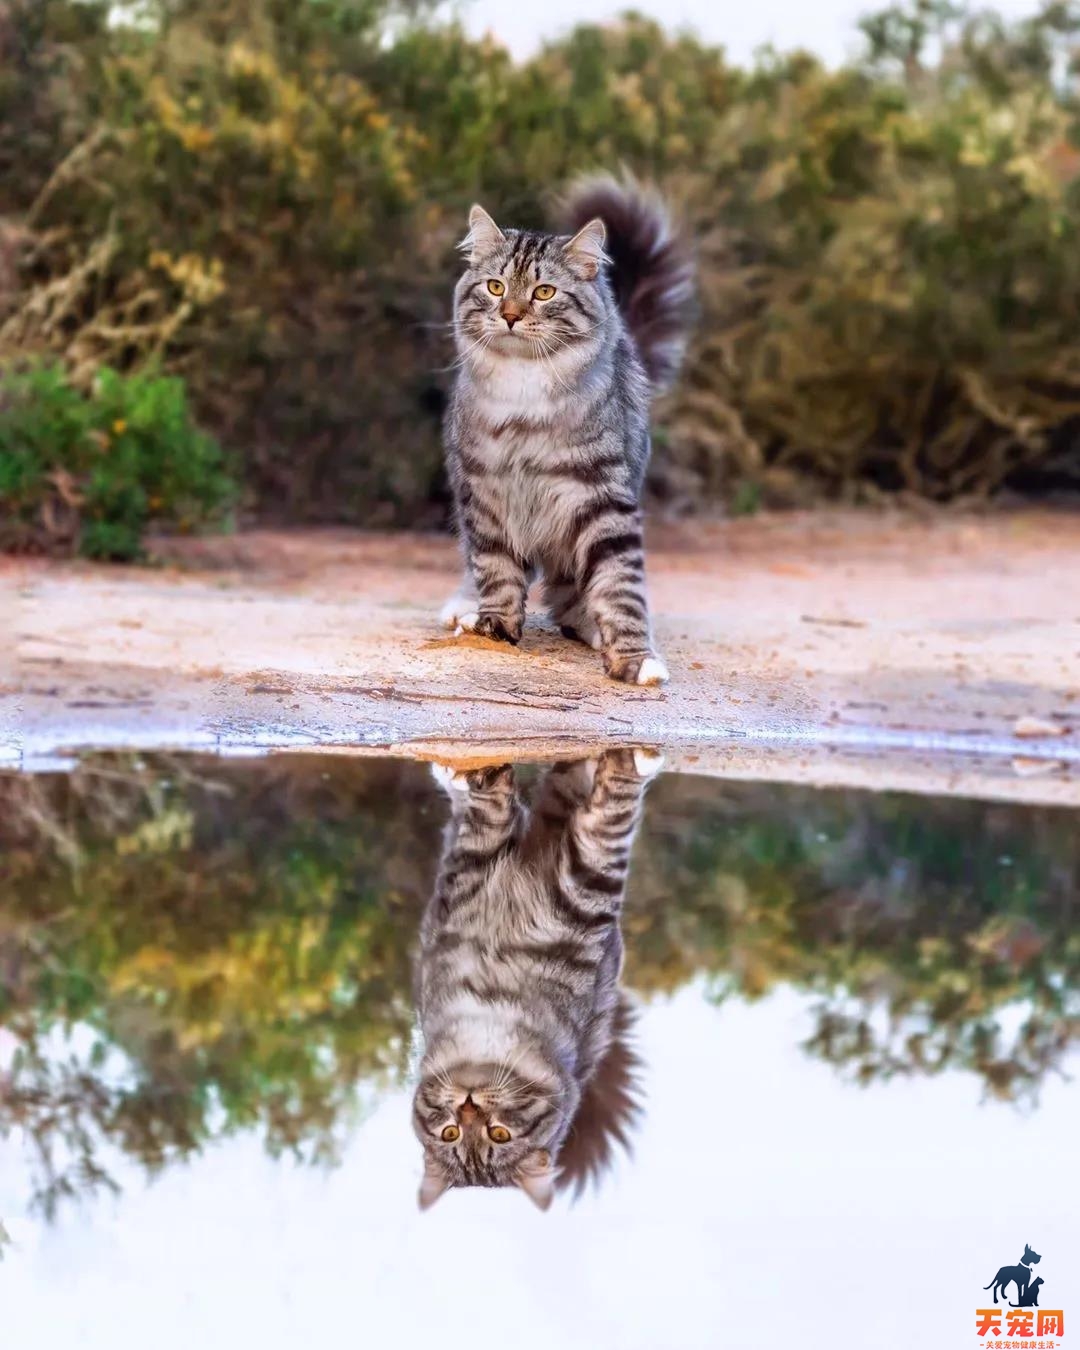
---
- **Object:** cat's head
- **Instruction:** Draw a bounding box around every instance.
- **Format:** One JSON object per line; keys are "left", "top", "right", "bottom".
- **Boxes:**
{"left": 452, "top": 204, "right": 611, "bottom": 365}
{"left": 412, "top": 1056, "right": 573, "bottom": 1211}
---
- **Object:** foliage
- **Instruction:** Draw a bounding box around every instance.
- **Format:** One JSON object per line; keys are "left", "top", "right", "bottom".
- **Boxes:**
{"left": 0, "top": 757, "right": 432, "bottom": 1215}
{"left": 668, "top": 4, "right": 1080, "bottom": 504}
{"left": 2, "top": 0, "right": 1078, "bottom": 535}
{"left": 0, "top": 754, "right": 1076, "bottom": 1215}
{"left": 627, "top": 776, "right": 1080, "bottom": 1096}
{"left": 0, "top": 362, "right": 235, "bottom": 558}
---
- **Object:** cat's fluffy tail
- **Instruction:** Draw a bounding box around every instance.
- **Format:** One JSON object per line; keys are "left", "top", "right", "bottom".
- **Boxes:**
{"left": 556, "top": 991, "right": 642, "bottom": 1198}
{"left": 560, "top": 176, "right": 694, "bottom": 392}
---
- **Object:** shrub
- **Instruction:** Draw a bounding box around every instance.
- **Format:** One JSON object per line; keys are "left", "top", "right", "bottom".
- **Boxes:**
{"left": 663, "top": 17, "right": 1080, "bottom": 505}
{"left": 1, "top": 0, "right": 1078, "bottom": 533}
{"left": 0, "top": 362, "right": 236, "bottom": 559}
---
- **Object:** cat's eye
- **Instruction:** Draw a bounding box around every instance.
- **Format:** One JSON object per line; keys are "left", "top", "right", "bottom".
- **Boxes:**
{"left": 441, "top": 1125, "right": 461, "bottom": 1142}
{"left": 486, "top": 279, "right": 505, "bottom": 296}
{"left": 487, "top": 1125, "right": 511, "bottom": 1143}
{"left": 532, "top": 284, "right": 556, "bottom": 301}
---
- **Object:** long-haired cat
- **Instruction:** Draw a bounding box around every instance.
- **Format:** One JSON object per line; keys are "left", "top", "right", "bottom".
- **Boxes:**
{"left": 441, "top": 179, "right": 693, "bottom": 685}
{"left": 412, "top": 750, "right": 661, "bottom": 1210}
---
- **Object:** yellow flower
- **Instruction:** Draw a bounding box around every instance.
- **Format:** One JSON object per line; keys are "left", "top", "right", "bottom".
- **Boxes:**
{"left": 112, "top": 419, "right": 127, "bottom": 435}
{"left": 179, "top": 124, "right": 214, "bottom": 153}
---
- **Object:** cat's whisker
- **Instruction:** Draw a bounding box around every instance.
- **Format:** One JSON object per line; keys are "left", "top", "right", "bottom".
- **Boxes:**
{"left": 439, "top": 328, "right": 495, "bottom": 373}
{"left": 504, "top": 1094, "right": 559, "bottom": 1110}
{"left": 556, "top": 312, "right": 614, "bottom": 339}
{"left": 504, "top": 1074, "right": 562, "bottom": 1099}
{"left": 533, "top": 335, "right": 572, "bottom": 393}
{"left": 491, "top": 1044, "right": 528, "bottom": 1091}
{"left": 430, "top": 1063, "right": 456, "bottom": 1094}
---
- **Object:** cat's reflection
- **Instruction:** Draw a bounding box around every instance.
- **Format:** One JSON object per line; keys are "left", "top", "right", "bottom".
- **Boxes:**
{"left": 412, "top": 750, "right": 661, "bottom": 1210}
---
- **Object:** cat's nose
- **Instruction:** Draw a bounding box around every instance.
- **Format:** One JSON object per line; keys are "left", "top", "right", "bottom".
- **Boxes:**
{"left": 459, "top": 1098, "right": 479, "bottom": 1123}
{"left": 499, "top": 301, "right": 525, "bottom": 330}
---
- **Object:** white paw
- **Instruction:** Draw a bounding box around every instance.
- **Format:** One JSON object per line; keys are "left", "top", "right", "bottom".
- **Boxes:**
{"left": 453, "top": 611, "right": 480, "bottom": 636}
{"left": 576, "top": 618, "right": 602, "bottom": 650}
{"left": 440, "top": 594, "right": 477, "bottom": 630}
{"left": 632, "top": 748, "right": 665, "bottom": 779}
{"left": 558, "top": 609, "right": 601, "bottom": 649}
{"left": 430, "top": 763, "right": 470, "bottom": 792}
{"left": 636, "top": 656, "right": 669, "bottom": 686}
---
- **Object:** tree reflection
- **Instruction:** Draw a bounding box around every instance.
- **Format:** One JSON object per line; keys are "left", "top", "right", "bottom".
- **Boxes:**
{"left": 629, "top": 778, "right": 1079, "bottom": 1100}
{"left": 1, "top": 758, "right": 430, "bottom": 1217}
{"left": 0, "top": 756, "right": 1076, "bottom": 1216}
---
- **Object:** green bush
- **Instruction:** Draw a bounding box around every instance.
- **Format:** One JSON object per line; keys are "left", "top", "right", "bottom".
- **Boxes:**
{"left": 0, "top": 362, "right": 235, "bottom": 559}
{"left": 0, "top": 0, "right": 1078, "bottom": 533}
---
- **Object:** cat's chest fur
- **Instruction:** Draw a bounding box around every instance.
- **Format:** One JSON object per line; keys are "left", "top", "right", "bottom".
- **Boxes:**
{"left": 474, "top": 430, "right": 586, "bottom": 557}
{"left": 460, "top": 357, "right": 603, "bottom": 558}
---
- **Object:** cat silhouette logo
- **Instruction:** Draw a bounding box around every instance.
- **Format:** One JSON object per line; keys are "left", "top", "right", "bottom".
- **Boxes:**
{"left": 975, "top": 1243, "right": 1065, "bottom": 1345}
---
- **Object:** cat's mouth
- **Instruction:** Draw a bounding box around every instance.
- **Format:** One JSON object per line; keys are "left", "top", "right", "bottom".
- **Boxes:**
{"left": 488, "top": 329, "right": 547, "bottom": 358}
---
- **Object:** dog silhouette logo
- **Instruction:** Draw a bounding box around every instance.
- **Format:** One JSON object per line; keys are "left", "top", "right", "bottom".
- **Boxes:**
{"left": 975, "top": 1244, "right": 1065, "bottom": 1344}
{"left": 983, "top": 1244, "right": 1043, "bottom": 1306}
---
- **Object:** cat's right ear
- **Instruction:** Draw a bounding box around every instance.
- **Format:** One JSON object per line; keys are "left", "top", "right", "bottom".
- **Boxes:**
{"left": 516, "top": 1149, "right": 556, "bottom": 1212}
{"left": 418, "top": 1157, "right": 451, "bottom": 1211}
{"left": 463, "top": 204, "right": 505, "bottom": 262}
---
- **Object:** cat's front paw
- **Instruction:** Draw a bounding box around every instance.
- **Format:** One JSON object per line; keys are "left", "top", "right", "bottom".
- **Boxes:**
{"left": 463, "top": 763, "right": 514, "bottom": 792}
{"left": 440, "top": 593, "right": 477, "bottom": 630}
{"left": 430, "top": 762, "right": 514, "bottom": 794}
{"left": 430, "top": 762, "right": 471, "bottom": 793}
{"left": 632, "top": 747, "right": 665, "bottom": 779}
{"left": 596, "top": 748, "right": 664, "bottom": 781}
{"left": 455, "top": 611, "right": 522, "bottom": 645}
{"left": 603, "top": 651, "right": 670, "bottom": 686}
{"left": 635, "top": 656, "right": 669, "bottom": 687}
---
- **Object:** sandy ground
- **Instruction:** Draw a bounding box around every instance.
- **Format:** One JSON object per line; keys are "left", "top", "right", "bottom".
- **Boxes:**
{"left": 5, "top": 509, "right": 1079, "bottom": 804}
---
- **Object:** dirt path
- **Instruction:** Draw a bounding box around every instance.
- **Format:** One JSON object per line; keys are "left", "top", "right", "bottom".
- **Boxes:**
{"left": 7, "top": 509, "right": 1080, "bottom": 803}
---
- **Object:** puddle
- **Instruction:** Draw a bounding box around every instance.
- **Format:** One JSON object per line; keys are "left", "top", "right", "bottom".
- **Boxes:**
{"left": 0, "top": 751, "right": 1077, "bottom": 1348}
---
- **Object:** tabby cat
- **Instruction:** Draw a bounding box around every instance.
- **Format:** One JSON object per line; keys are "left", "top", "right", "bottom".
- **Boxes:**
{"left": 412, "top": 749, "right": 661, "bottom": 1210}
{"left": 441, "top": 179, "right": 693, "bottom": 685}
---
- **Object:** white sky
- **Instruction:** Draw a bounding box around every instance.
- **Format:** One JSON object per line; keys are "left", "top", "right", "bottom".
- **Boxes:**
{"left": 2, "top": 983, "right": 1075, "bottom": 1350}
{"left": 455, "top": 0, "right": 1048, "bottom": 66}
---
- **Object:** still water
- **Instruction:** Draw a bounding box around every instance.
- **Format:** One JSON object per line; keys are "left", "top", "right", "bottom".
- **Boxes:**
{"left": 0, "top": 752, "right": 1076, "bottom": 1349}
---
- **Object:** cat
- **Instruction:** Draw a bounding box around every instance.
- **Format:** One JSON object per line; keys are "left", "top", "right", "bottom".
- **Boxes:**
{"left": 1011, "top": 1277, "right": 1044, "bottom": 1308}
{"left": 412, "top": 749, "right": 662, "bottom": 1209}
{"left": 440, "top": 178, "right": 693, "bottom": 686}
{"left": 984, "top": 1245, "right": 1043, "bottom": 1304}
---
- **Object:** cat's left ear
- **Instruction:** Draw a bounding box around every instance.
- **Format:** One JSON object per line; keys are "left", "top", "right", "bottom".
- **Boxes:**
{"left": 418, "top": 1157, "right": 451, "bottom": 1211}
{"left": 564, "top": 218, "right": 607, "bottom": 279}
{"left": 516, "top": 1149, "right": 556, "bottom": 1212}
{"left": 464, "top": 204, "right": 506, "bottom": 263}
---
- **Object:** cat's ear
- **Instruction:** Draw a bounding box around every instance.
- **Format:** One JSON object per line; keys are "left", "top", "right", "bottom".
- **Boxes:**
{"left": 564, "top": 217, "right": 607, "bottom": 280}
{"left": 464, "top": 204, "right": 506, "bottom": 262}
{"left": 516, "top": 1149, "right": 556, "bottom": 1212}
{"left": 418, "top": 1157, "right": 451, "bottom": 1211}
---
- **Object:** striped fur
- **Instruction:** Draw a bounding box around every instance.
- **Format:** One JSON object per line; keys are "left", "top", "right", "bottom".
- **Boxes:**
{"left": 442, "top": 180, "right": 693, "bottom": 685}
{"left": 413, "top": 751, "right": 661, "bottom": 1210}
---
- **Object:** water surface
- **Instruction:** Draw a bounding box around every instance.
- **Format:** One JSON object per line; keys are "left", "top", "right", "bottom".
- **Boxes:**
{"left": 1, "top": 753, "right": 1076, "bottom": 1348}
